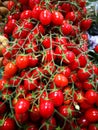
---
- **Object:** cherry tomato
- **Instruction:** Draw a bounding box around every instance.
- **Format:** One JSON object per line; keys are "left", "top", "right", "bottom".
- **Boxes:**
{"left": 85, "top": 89, "right": 97, "bottom": 105}
{"left": 61, "top": 21, "right": 72, "bottom": 35}
{"left": 88, "top": 124, "right": 98, "bottom": 130}
{"left": 15, "top": 98, "right": 30, "bottom": 114}
{"left": 32, "top": 5, "right": 42, "bottom": 20}
{"left": 30, "top": 106, "right": 41, "bottom": 122}
{"left": 0, "top": 118, "right": 16, "bottom": 130}
{"left": 59, "top": 105, "right": 75, "bottom": 117}
{"left": 28, "top": 55, "right": 38, "bottom": 67}
{"left": 49, "top": 90, "right": 64, "bottom": 106}
{"left": 59, "top": 66, "right": 71, "bottom": 78}
{"left": 20, "top": 10, "right": 32, "bottom": 20}
{"left": 39, "top": 10, "right": 52, "bottom": 25}
{"left": 52, "top": 11, "right": 64, "bottom": 25}
{"left": 41, "top": 117, "right": 56, "bottom": 130}
{"left": 0, "top": 101, "right": 7, "bottom": 114}
{"left": 15, "top": 112, "right": 29, "bottom": 124}
{"left": 85, "top": 108, "right": 98, "bottom": 123}
{"left": 24, "top": 78, "right": 38, "bottom": 91}
{"left": 54, "top": 74, "right": 68, "bottom": 88}
{"left": 63, "top": 50, "right": 75, "bottom": 64}
{"left": 29, "top": 0, "right": 40, "bottom": 9}
{"left": 7, "top": 1, "right": 15, "bottom": 10}
{"left": 39, "top": 99, "right": 54, "bottom": 119}
{"left": 77, "top": 116, "right": 89, "bottom": 127}
{"left": 7, "top": 19, "right": 17, "bottom": 33}
{"left": 16, "top": 54, "right": 29, "bottom": 69}
{"left": 18, "top": 0, "right": 28, "bottom": 5}
{"left": 0, "top": 79, "right": 7, "bottom": 91}
{"left": 65, "top": 11, "right": 76, "bottom": 21}
{"left": 77, "top": 68, "right": 91, "bottom": 81}
{"left": 4, "top": 62, "right": 17, "bottom": 78}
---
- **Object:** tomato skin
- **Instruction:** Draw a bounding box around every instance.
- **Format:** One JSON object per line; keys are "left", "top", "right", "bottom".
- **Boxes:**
{"left": 30, "top": 106, "right": 41, "bottom": 122}
{"left": 80, "top": 100, "right": 93, "bottom": 110}
{"left": 28, "top": 55, "right": 38, "bottom": 67}
{"left": 85, "top": 89, "right": 97, "bottom": 105}
{"left": 44, "top": 50, "right": 55, "bottom": 63}
{"left": 39, "top": 99, "right": 54, "bottom": 119}
{"left": 7, "top": 1, "right": 15, "bottom": 10}
{"left": 0, "top": 101, "right": 7, "bottom": 114}
{"left": 16, "top": 55, "right": 29, "bottom": 69}
{"left": 39, "top": 10, "right": 52, "bottom": 25}
{"left": 20, "top": 10, "right": 32, "bottom": 20}
{"left": 4, "top": 62, "right": 17, "bottom": 78}
{"left": 83, "top": 80, "right": 93, "bottom": 90}
{"left": 0, "top": 118, "right": 16, "bottom": 130}
{"left": 42, "top": 37, "right": 54, "bottom": 49}
{"left": 4, "top": 24, "right": 14, "bottom": 35}
{"left": 24, "top": 78, "right": 38, "bottom": 91}
{"left": 59, "top": 66, "right": 71, "bottom": 78}
{"left": 27, "top": 124, "right": 39, "bottom": 130}
{"left": 0, "top": 79, "right": 7, "bottom": 91}
{"left": 77, "top": 68, "right": 91, "bottom": 81}
{"left": 1, "top": 89, "right": 12, "bottom": 101}
{"left": 94, "top": 45, "right": 98, "bottom": 53}
{"left": 11, "top": 11, "right": 20, "bottom": 20}
{"left": 61, "top": 3, "right": 71, "bottom": 13}
{"left": 18, "top": 0, "right": 28, "bottom": 4}
{"left": 64, "top": 86, "right": 72, "bottom": 98}
{"left": 25, "top": 41, "right": 38, "bottom": 53}
{"left": 63, "top": 50, "right": 75, "bottom": 64}
{"left": 29, "top": 0, "right": 40, "bottom": 9}
{"left": 59, "top": 105, "right": 75, "bottom": 117}
{"left": 12, "top": 26, "right": 28, "bottom": 39}
{"left": 93, "top": 65, "right": 98, "bottom": 75}
{"left": 85, "top": 108, "right": 98, "bottom": 123}
{"left": 43, "top": 62, "right": 56, "bottom": 76}
{"left": 15, "top": 98, "right": 30, "bottom": 114}
{"left": 32, "top": 5, "right": 42, "bottom": 20}
{"left": 76, "top": 0, "right": 86, "bottom": 8}
{"left": 21, "top": 20, "right": 34, "bottom": 30}
{"left": 78, "top": 54, "right": 87, "bottom": 68}
{"left": 77, "top": 116, "right": 89, "bottom": 127}
{"left": 65, "top": 11, "right": 76, "bottom": 21}
{"left": 41, "top": 117, "right": 56, "bottom": 130}
{"left": 54, "top": 74, "right": 68, "bottom": 88}
{"left": 49, "top": 90, "right": 64, "bottom": 107}
{"left": 88, "top": 124, "right": 98, "bottom": 130}
{"left": 74, "top": 91, "right": 85, "bottom": 103}
{"left": 80, "top": 19, "right": 92, "bottom": 31}
{"left": 15, "top": 112, "right": 29, "bottom": 124}
{"left": 7, "top": 19, "right": 17, "bottom": 33}
{"left": 61, "top": 21, "right": 72, "bottom": 35}
{"left": 52, "top": 11, "right": 64, "bottom": 25}
{"left": 37, "top": 24, "right": 45, "bottom": 35}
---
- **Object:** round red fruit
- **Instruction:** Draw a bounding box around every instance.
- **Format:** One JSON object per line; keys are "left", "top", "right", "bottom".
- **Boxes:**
{"left": 52, "top": 11, "right": 64, "bottom": 25}
{"left": 54, "top": 74, "right": 68, "bottom": 88}
{"left": 39, "top": 10, "right": 52, "bottom": 25}
{"left": 15, "top": 98, "right": 30, "bottom": 114}
{"left": 85, "top": 108, "right": 98, "bottom": 123}
{"left": 16, "top": 55, "right": 29, "bottom": 69}
{"left": 49, "top": 90, "right": 64, "bottom": 106}
{"left": 39, "top": 99, "right": 54, "bottom": 119}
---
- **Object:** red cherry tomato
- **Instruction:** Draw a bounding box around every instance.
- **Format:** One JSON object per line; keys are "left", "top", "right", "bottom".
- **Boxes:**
{"left": 39, "top": 99, "right": 54, "bottom": 119}
{"left": 39, "top": 10, "right": 52, "bottom": 25}
{"left": 54, "top": 74, "right": 68, "bottom": 88}
{"left": 16, "top": 55, "right": 29, "bottom": 69}
{"left": 15, "top": 98, "right": 30, "bottom": 114}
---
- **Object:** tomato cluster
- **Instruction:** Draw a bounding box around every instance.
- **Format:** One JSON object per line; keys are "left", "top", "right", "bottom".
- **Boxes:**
{"left": 0, "top": 0, "right": 98, "bottom": 130}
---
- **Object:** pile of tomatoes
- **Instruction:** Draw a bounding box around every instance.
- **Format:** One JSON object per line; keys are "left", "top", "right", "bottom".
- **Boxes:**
{"left": 0, "top": 0, "right": 98, "bottom": 130}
